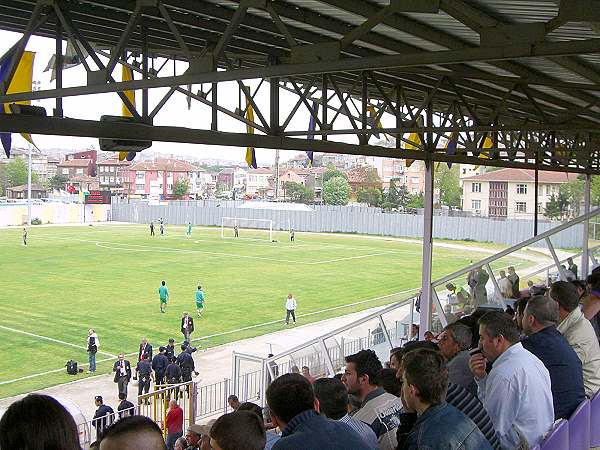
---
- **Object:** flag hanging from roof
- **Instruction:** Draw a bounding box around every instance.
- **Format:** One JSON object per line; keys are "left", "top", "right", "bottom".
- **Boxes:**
{"left": 119, "top": 64, "right": 137, "bottom": 162}
{"left": 473, "top": 134, "right": 494, "bottom": 170}
{"left": 245, "top": 98, "right": 257, "bottom": 169}
{"left": 44, "top": 40, "right": 87, "bottom": 82}
{"left": 305, "top": 100, "right": 317, "bottom": 166}
{"left": 403, "top": 116, "right": 424, "bottom": 168}
{"left": 445, "top": 133, "right": 457, "bottom": 169}
{"left": 0, "top": 49, "right": 36, "bottom": 158}
{"left": 367, "top": 105, "right": 381, "bottom": 139}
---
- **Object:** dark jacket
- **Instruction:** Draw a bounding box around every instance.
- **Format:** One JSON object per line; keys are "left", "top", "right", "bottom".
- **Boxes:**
{"left": 273, "top": 410, "right": 376, "bottom": 450}
{"left": 136, "top": 359, "right": 153, "bottom": 378}
{"left": 112, "top": 359, "right": 132, "bottom": 383}
{"left": 92, "top": 404, "right": 114, "bottom": 432}
{"left": 522, "top": 325, "right": 586, "bottom": 419}
{"left": 176, "top": 351, "right": 195, "bottom": 371}
{"left": 181, "top": 316, "right": 195, "bottom": 334}
{"left": 152, "top": 353, "right": 169, "bottom": 375}
{"left": 165, "top": 344, "right": 175, "bottom": 361}
{"left": 138, "top": 343, "right": 153, "bottom": 361}
{"left": 117, "top": 400, "right": 135, "bottom": 419}
{"left": 397, "top": 403, "right": 492, "bottom": 450}
{"left": 166, "top": 362, "right": 182, "bottom": 383}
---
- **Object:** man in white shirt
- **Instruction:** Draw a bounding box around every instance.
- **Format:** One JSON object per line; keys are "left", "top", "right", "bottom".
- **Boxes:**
{"left": 469, "top": 311, "right": 553, "bottom": 449}
{"left": 285, "top": 293, "right": 297, "bottom": 325}
{"left": 497, "top": 270, "right": 513, "bottom": 299}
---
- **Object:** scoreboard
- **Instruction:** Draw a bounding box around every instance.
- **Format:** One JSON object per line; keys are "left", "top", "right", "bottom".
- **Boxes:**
{"left": 84, "top": 190, "right": 111, "bottom": 204}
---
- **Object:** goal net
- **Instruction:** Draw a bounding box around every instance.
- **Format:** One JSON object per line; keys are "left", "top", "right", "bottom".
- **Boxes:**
{"left": 221, "top": 217, "right": 273, "bottom": 241}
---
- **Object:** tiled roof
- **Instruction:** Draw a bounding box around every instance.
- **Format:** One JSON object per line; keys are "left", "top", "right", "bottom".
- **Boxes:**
{"left": 248, "top": 168, "right": 273, "bottom": 174}
{"left": 57, "top": 158, "right": 92, "bottom": 167}
{"left": 463, "top": 168, "right": 577, "bottom": 183}
{"left": 97, "top": 158, "right": 131, "bottom": 166}
{"left": 128, "top": 158, "right": 198, "bottom": 172}
{"left": 7, "top": 184, "right": 47, "bottom": 192}
{"left": 346, "top": 166, "right": 381, "bottom": 184}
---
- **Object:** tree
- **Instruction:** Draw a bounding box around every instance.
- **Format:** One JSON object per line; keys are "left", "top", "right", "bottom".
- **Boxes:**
{"left": 323, "top": 176, "right": 350, "bottom": 206}
{"left": 5, "top": 158, "right": 39, "bottom": 188}
{"left": 406, "top": 192, "right": 424, "bottom": 209}
{"left": 284, "top": 181, "right": 314, "bottom": 203}
{"left": 591, "top": 175, "right": 600, "bottom": 207}
{"left": 357, "top": 188, "right": 382, "bottom": 207}
{"left": 386, "top": 178, "right": 411, "bottom": 209}
{"left": 323, "top": 166, "right": 347, "bottom": 184}
{"left": 173, "top": 178, "right": 189, "bottom": 198}
{"left": 560, "top": 178, "right": 584, "bottom": 217}
{"left": 435, "top": 165, "right": 461, "bottom": 208}
{"left": 544, "top": 192, "right": 569, "bottom": 220}
{"left": 48, "top": 174, "right": 69, "bottom": 191}
{"left": 0, "top": 165, "right": 7, "bottom": 196}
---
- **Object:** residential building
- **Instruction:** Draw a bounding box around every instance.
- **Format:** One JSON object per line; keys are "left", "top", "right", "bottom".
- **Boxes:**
{"left": 97, "top": 158, "right": 131, "bottom": 191}
{"left": 56, "top": 158, "right": 95, "bottom": 179}
{"left": 124, "top": 158, "right": 198, "bottom": 199}
{"left": 365, "top": 157, "right": 425, "bottom": 193}
{"left": 189, "top": 167, "right": 216, "bottom": 199}
{"left": 216, "top": 167, "right": 246, "bottom": 193}
{"left": 246, "top": 168, "right": 273, "bottom": 196}
{"left": 462, "top": 168, "right": 576, "bottom": 219}
{"left": 304, "top": 167, "right": 327, "bottom": 202}
{"left": 346, "top": 166, "right": 382, "bottom": 200}
{"left": 6, "top": 184, "right": 47, "bottom": 199}
{"left": 68, "top": 175, "right": 99, "bottom": 194}
{"left": 65, "top": 150, "right": 97, "bottom": 176}
{"left": 1, "top": 147, "right": 52, "bottom": 181}
{"left": 284, "top": 153, "right": 312, "bottom": 169}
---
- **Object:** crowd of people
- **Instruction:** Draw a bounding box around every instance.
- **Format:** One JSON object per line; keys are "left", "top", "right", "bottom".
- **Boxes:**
{"left": 4, "top": 262, "right": 600, "bottom": 450}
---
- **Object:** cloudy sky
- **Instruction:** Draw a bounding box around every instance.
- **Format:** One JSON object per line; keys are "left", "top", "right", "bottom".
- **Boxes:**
{"left": 0, "top": 30, "right": 368, "bottom": 164}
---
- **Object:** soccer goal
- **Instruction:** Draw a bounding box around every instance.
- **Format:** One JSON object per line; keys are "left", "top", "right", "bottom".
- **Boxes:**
{"left": 221, "top": 217, "right": 273, "bottom": 241}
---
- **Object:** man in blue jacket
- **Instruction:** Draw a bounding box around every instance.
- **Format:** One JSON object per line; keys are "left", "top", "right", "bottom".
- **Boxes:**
{"left": 266, "top": 373, "right": 376, "bottom": 450}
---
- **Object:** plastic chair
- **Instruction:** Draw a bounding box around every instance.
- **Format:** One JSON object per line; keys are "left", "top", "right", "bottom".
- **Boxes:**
{"left": 568, "top": 398, "right": 590, "bottom": 450}
{"left": 591, "top": 391, "right": 600, "bottom": 447}
{"left": 540, "top": 420, "right": 569, "bottom": 450}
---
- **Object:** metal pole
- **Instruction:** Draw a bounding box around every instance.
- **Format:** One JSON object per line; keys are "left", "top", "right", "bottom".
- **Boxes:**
{"left": 275, "top": 149, "right": 280, "bottom": 200}
{"left": 55, "top": 19, "right": 63, "bottom": 117}
{"left": 27, "top": 144, "right": 32, "bottom": 225}
{"left": 420, "top": 160, "right": 434, "bottom": 338}
{"left": 534, "top": 168, "right": 539, "bottom": 236}
{"left": 583, "top": 174, "right": 591, "bottom": 277}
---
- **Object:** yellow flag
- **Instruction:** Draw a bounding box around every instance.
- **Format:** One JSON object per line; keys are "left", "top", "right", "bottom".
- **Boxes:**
{"left": 403, "top": 132, "right": 421, "bottom": 168}
{"left": 3, "top": 51, "right": 35, "bottom": 145}
{"left": 119, "top": 64, "right": 136, "bottom": 161}
{"left": 245, "top": 99, "right": 257, "bottom": 168}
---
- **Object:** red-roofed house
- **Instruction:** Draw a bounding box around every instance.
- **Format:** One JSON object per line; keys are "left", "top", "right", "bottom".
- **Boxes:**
{"left": 56, "top": 158, "right": 96, "bottom": 179}
{"left": 462, "top": 168, "right": 577, "bottom": 219}
{"left": 124, "top": 158, "right": 199, "bottom": 199}
{"left": 346, "top": 166, "right": 382, "bottom": 200}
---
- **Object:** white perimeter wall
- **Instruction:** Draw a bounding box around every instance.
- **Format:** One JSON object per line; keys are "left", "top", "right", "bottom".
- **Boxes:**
{"left": 0, "top": 203, "right": 111, "bottom": 226}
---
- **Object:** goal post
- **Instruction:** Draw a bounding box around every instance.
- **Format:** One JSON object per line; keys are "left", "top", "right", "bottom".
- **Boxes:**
{"left": 221, "top": 217, "right": 273, "bottom": 241}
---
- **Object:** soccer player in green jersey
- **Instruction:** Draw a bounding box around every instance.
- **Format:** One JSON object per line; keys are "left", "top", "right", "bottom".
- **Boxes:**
{"left": 158, "top": 280, "right": 169, "bottom": 313}
{"left": 195, "top": 286, "right": 205, "bottom": 317}
{"left": 186, "top": 222, "right": 192, "bottom": 237}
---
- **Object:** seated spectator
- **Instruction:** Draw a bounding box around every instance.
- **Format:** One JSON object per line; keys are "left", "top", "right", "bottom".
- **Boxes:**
{"left": 301, "top": 366, "right": 316, "bottom": 383}
{"left": 210, "top": 411, "right": 266, "bottom": 450}
{"left": 469, "top": 311, "right": 553, "bottom": 449}
{"left": 237, "top": 402, "right": 280, "bottom": 450}
{"left": 227, "top": 395, "right": 240, "bottom": 411}
{"left": 266, "top": 373, "right": 374, "bottom": 450}
{"left": 521, "top": 295, "right": 585, "bottom": 419}
{"left": 0, "top": 394, "right": 81, "bottom": 450}
{"left": 393, "top": 343, "right": 500, "bottom": 450}
{"left": 376, "top": 368, "right": 402, "bottom": 397}
{"left": 397, "top": 348, "right": 492, "bottom": 450}
{"left": 174, "top": 437, "right": 188, "bottom": 450}
{"left": 342, "top": 350, "right": 402, "bottom": 450}
{"left": 184, "top": 424, "right": 204, "bottom": 450}
{"left": 389, "top": 348, "right": 403, "bottom": 371}
{"left": 583, "top": 272, "right": 600, "bottom": 341}
{"left": 313, "top": 378, "right": 379, "bottom": 449}
{"left": 423, "top": 331, "right": 435, "bottom": 341}
{"left": 99, "top": 415, "right": 166, "bottom": 450}
{"left": 551, "top": 281, "right": 600, "bottom": 397}
{"left": 437, "top": 323, "right": 476, "bottom": 395}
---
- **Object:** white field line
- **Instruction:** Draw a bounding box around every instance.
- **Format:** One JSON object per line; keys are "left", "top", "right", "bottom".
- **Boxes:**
{"left": 0, "top": 325, "right": 117, "bottom": 358}
{"left": 0, "top": 288, "right": 418, "bottom": 387}
{"left": 306, "top": 252, "right": 395, "bottom": 265}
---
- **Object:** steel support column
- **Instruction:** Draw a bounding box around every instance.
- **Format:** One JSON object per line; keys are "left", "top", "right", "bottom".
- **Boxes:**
{"left": 583, "top": 174, "right": 591, "bottom": 277}
{"left": 54, "top": 18, "right": 63, "bottom": 117}
{"left": 420, "top": 161, "right": 434, "bottom": 338}
{"left": 534, "top": 168, "right": 539, "bottom": 236}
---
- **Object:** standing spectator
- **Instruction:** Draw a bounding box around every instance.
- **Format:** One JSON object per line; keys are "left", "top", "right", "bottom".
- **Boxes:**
{"left": 165, "top": 338, "right": 176, "bottom": 361}
{"left": 521, "top": 295, "right": 585, "bottom": 419}
{"left": 342, "top": 349, "right": 402, "bottom": 450}
{"left": 181, "top": 312, "right": 194, "bottom": 342}
{"left": 227, "top": 395, "right": 241, "bottom": 411}
{"left": 397, "top": 348, "right": 492, "bottom": 450}
{"left": 301, "top": 366, "right": 315, "bottom": 383}
{"left": 165, "top": 400, "right": 184, "bottom": 450}
{"left": 92, "top": 396, "right": 114, "bottom": 439}
{"left": 166, "top": 357, "right": 182, "bottom": 398}
{"left": 117, "top": 393, "right": 135, "bottom": 419}
{"left": 0, "top": 394, "right": 81, "bottom": 450}
{"left": 150, "top": 222, "right": 155, "bottom": 236}
{"left": 313, "top": 377, "right": 379, "bottom": 449}
{"left": 437, "top": 323, "right": 477, "bottom": 395}
{"left": 113, "top": 353, "right": 132, "bottom": 396}
{"left": 507, "top": 267, "right": 520, "bottom": 299}
{"left": 467, "top": 266, "right": 478, "bottom": 302}
{"left": 497, "top": 271, "right": 513, "bottom": 298}
{"left": 159, "top": 280, "right": 169, "bottom": 313}
{"left": 99, "top": 415, "right": 165, "bottom": 450}
{"left": 135, "top": 338, "right": 153, "bottom": 380}
{"left": 568, "top": 257, "right": 578, "bottom": 279}
{"left": 195, "top": 286, "right": 205, "bottom": 318}
{"left": 152, "top": 346, "right": 169, "bottom": 387}
{"left": 137, "top": 355, "right": 154, "bottom": 399}
{"left": 474, "top": 267, "right": 489, "bottom": 306}
{"left": 285, "top": 293, "right": 297, "bottom": 325}
{"left": 266, "top": 373, "right": 374, "bottom": 450}
{"left": 210, "top": 411, "right": 266, "bottom": 450}
{"left": 177, "top": 345, "right": 195, "bottom": 394}
{"left": 558, "top": 265, "right": 576, "bottom": 282}
{"left": 469, "top": 312, "right": 553, "bottom": 449}
{"left": 87, "top": 328, "right": 99, "bottom": 373}
{"left": 551, "top": 281, "right": 600, "bottom": 397}
{"left": 267, "top": 353, "right": 279, "bottom": 386}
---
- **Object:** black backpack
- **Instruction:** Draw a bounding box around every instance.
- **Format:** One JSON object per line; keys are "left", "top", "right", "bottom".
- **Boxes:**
{"left": 66, "top": 360, "right": 78, "bottom": 375}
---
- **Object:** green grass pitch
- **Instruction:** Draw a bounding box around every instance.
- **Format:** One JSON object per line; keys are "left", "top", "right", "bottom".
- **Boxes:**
{"left": 0, "top": 224, "right": 526, "bottom": 398}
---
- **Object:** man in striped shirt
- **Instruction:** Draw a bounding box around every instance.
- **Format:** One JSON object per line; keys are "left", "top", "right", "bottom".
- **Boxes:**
{"left": 313, "top": 378, "right": 379, "bottom": 449}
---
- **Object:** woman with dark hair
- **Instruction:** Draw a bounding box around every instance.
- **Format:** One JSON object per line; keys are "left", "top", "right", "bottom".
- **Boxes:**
{"left": 0, "top": 394, "right": 81, "bottom": 450}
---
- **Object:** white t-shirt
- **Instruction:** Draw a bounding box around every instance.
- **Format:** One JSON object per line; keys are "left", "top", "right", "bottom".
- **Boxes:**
{"left": 285, "top": 297, "right": 297, "bottom": 310}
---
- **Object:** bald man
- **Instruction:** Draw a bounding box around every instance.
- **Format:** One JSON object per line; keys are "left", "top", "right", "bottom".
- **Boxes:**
{"left": 99, "top": 416, "right": 166, "bottom": 450}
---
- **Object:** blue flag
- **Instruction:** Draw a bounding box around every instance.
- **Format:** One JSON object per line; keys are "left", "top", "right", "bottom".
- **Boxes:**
{"left": 306, "top": 100, "right": 317, "bottom": 166}
{"left": 0, "top": 48, "right": 14, "bottom": 157}
{"left": 445, "top": 133, "right": 457, "bottom": 169}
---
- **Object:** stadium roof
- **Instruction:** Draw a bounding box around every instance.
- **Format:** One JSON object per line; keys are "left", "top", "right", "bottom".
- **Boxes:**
{"left": 0, "top": 1, "right": 599, "bottom": 173}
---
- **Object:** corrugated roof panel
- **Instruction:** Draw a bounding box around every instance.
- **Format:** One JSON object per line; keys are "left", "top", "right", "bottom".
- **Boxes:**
{"left": 518, "top": 57, "right": 596, "bottom": 84}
